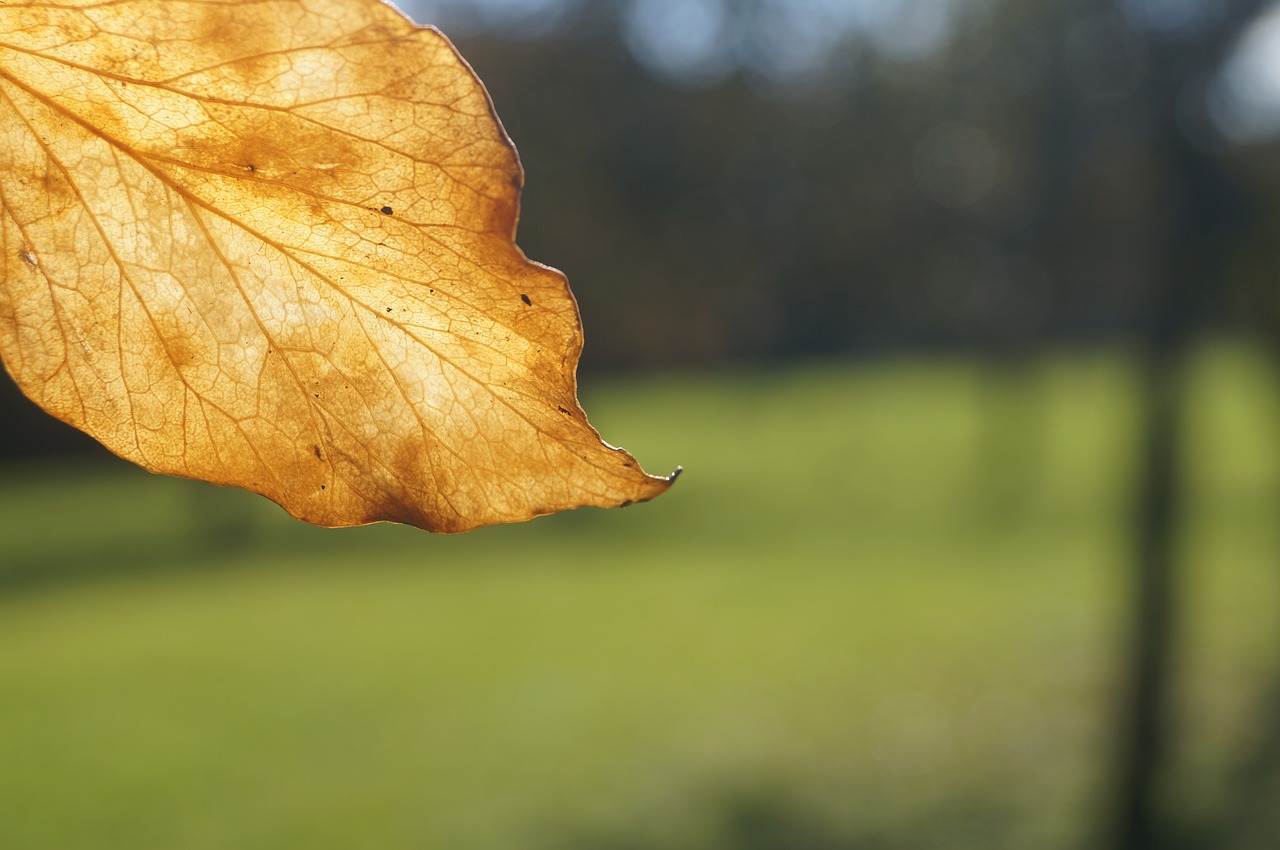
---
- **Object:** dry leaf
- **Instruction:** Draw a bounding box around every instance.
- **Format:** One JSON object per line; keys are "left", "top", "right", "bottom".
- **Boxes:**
{"left": 0, "top": 0, "right": 675, "bottom": 532}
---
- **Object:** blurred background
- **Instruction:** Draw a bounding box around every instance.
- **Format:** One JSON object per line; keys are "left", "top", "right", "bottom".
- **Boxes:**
{"left": 4, "top": 0, "right": 1280, "bottom": 847}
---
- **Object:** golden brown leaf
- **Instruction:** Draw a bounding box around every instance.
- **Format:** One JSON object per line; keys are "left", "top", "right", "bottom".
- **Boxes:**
{"left": 0, "top": 0, "right": 674, "bottom": 531}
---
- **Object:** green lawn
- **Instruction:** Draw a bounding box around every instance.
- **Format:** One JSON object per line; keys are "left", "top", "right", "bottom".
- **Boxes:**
{"left": 1, "top": 344, "right": 1278, "bottom": 849}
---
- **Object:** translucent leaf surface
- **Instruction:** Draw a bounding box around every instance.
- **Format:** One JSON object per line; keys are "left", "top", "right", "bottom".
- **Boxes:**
{"left": 0, "top": 0, "right": 674, "bottom": 531}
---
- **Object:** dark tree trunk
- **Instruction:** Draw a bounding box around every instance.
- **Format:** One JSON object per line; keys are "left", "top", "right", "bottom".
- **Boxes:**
{"left": 1106, "top": 4, "right": 1262, "bottom": 846}
{"left": 1114, "top": 339, "right": 1188, "bottom": 850}
{"left": 1113, "top": 166, "right": 1245, "bottom": 849}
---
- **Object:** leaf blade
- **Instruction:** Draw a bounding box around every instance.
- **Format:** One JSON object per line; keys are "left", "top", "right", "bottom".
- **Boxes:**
{"left": 0, "top": 0, "right": 674, "bottom": 532}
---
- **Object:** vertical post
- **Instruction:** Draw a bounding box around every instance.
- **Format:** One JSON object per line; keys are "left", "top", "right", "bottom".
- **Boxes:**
{"left": 1113, "top": 338, "right": 1187, "bottom": 850}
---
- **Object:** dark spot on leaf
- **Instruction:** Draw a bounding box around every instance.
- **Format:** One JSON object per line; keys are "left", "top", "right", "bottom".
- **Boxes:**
{"left": 520, "top": 293, "right": 532, "bottom": 306}
{"left": 247, "top": 163, "right": 256, "bottom": 173}
{"left": 385, "top": 306, "right": 392, "bottom": 312}
{"left": 320, "top": 484, "right": 326, "bottom": 490}
{"left": 557, "top": 406, "right": 571, "bottom": 415}
{"left": 312, "top": 445, "right": 322, "bottom": 460}
{"left": 380, "top": 205, "right": 393, "bottom": 215}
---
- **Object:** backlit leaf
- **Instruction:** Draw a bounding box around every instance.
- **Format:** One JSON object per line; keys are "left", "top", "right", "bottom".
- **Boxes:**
{"left": 0, "top": 0, "right": 675, "bottom": 532}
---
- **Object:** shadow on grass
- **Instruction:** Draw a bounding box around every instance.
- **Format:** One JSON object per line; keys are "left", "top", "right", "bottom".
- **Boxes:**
{"left": 0, "top": 455, "right": 644, "bottom": 596}
{"left": 1, "top": 496, "right": 309, "bottom": 595}
{"left": 0, "top": 459, "right": 420, "bottom": 594}
{"left": 558, "top": 784, "right": 1014, "bottom": 850}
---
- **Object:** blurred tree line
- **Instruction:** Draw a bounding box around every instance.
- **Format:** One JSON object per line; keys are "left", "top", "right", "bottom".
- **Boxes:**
{"left": 430, "top": 0, "right": 1279, "bottom": 370}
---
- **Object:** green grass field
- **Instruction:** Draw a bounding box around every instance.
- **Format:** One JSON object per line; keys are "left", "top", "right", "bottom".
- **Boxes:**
{"left": 2, "top": 344, "right": 1279, "bottom": 849}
